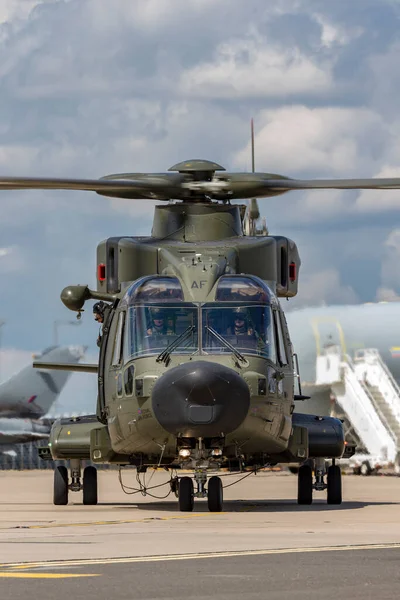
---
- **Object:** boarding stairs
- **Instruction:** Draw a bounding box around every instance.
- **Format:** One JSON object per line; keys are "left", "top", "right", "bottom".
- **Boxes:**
{"left": 315, "top": 346, "right": 400, "bottom": 466}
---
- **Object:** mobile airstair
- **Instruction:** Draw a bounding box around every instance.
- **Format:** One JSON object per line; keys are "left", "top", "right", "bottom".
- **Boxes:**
{"left": 315, "top": 346, "right": 400, "bottom": 472}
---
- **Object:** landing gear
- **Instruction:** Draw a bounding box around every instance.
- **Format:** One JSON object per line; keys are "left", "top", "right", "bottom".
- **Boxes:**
{"left": 83, "top": 466, "right": 98, "bottom": 505}
{"left": 178, "top": 476, "right": 194, "bottom": 512}
{"left": 327, "top": 465, "right": 342, "bottom": 504}
{"left": 360, "top": 461, "right": 373, "bottom": 476}
{"left": 297, "top": 458, "right": 342, "bottom": 505}
{"left": 178, "top": 472, "right": 224, "bottom": 512}
{"left": 52, "top": 460, "right": 98, "bottom": 505}
{"left": 297, "top": 465, "right": 313, "bottom": 505}
{"left": 208, "top": 476, "right": 223, "bottom": 512}
{"left": 54, "top": 465, "right": 68, "bottom": 505}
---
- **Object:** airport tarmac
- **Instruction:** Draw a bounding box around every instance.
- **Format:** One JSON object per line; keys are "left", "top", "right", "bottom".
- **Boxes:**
{"left": 0, "top": 469, "right": 399, "bottom": 599}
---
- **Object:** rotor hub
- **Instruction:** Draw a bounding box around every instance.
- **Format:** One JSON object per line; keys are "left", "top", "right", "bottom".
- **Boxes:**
{"left": 168, "top": 159, "right": 226, "bottom": 183}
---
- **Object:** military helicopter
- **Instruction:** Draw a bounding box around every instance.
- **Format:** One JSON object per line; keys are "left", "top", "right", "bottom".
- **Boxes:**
{"left": 3, "top": 122, "right": 400, "bottom": 512}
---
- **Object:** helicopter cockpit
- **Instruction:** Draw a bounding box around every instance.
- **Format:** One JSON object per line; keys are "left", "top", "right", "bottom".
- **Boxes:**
{"left": 121, "top": 275, "right": 279, "bottom": 362}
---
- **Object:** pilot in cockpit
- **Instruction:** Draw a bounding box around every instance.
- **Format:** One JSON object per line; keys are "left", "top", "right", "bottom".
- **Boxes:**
{"left": 147, "top": 308, "right": 174, "bottom": 336}
{"left": 227, "top": 307, "right": 254, "bottom": 336}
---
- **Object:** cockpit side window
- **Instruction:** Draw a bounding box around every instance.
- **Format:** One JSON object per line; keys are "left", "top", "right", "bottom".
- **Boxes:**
{"left": 274, "top": 309, "right": 288, "bottom": 366}
{"left": 112, "top": 311, "right": 125, "bottom": 367}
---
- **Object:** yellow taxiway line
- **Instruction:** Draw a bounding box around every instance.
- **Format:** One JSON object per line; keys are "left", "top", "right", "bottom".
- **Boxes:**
{"left": 5, "top": 512, "right": 218, "bottom": 530}
{"left": 0, "top": 573, "right": 99, "bottom": 578}
{"left": 2, "top": 542, "right": 400, "bottom": 570}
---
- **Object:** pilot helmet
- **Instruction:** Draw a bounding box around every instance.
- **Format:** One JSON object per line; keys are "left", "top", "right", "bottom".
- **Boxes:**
{"left": 93, "top": 301, "right": 106, "bottom": 315}
{"left": 233, "top": 307, "right": 247, "bottom": 319}
{"left": 151, "top": 308, "right": 166, "bottom": 320}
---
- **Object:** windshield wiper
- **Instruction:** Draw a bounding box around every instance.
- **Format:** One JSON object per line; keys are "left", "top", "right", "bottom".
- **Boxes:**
{"left": 156, "top": 325, "right": 196, "bottom": 364}
{"left": 204, "top": 325, "right": 247, "bottom": 364}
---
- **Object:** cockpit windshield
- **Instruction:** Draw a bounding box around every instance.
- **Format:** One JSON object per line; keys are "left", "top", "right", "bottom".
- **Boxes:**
{"left": 202, "top": 303, "right": 275, "bottom": 360}
{"left": 125, "top": 304, "right": 198, "bottom": 360}
{"left": 122, "top": 275, "right": 278, "bottom": 362}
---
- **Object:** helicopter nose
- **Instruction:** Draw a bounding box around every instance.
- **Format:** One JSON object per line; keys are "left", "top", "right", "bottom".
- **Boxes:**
{"left": 152, "top": 361, "right": 250, "bottom": 438}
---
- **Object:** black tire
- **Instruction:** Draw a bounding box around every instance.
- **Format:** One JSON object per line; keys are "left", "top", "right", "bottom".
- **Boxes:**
{"left": 298, "top": 465, "right": 313, "bottom": 505}
{"left": 208, "top": 476, "right": 223, "bottom": 512}
{"left": 83, "top": 466, "right": 98, "bottom": 505}
{"left": 360, "top": 461, "right": 372, "bottom": 476}
{"left": 178, "top": 477, "right": 194, "bottom": 512}
{"left": 54, "top": 465, "right": 68, "bottom": 505}
{"left": 289, "top": 466, "right": 299, "bottom": 475}
{"left": 327, "top": 465, "right": 342, "bottom": 505}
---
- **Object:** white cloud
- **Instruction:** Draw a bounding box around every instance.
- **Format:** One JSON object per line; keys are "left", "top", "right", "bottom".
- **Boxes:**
{"left": 355, "top": 166, "right": 400, "bottom": 212}
{"left": 376, "top": 287, "right": 400, "bottom": 302}
{"left": 290, "top": 268, "right": 359, "bottom": 308}
{"left": 179, "top": 36, "right": 332, "bottom": 99}
{"left": 234, "top": 105, "right": 385, "bottom": 176}
{"left": 312, "top": 13, "right": 364, "bottom": 48}
{"left": 0, "top": 0, "right": 43, "bottom": 24}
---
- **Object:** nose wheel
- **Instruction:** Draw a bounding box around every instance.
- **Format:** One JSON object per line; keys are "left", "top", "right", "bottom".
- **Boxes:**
{"left": 178, "top": 473, "right": 224, "bottom": 512}
{"left": 178, "top": 476, "right": 194, "bottom": 511}
{"left": 207, "top": 476, "right": 223, "bottom": 512}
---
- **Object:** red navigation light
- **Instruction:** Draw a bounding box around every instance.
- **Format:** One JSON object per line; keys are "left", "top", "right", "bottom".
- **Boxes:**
{"left": 97, "top": 263, "right": 106, "bottom": 281}
{"left": 289, "top": 262, "right": 296, "bottom": 282}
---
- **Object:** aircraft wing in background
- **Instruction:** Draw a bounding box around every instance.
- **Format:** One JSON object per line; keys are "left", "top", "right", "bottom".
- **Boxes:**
{"left": 0, "top": 345, "right": 86, "bottom": 419}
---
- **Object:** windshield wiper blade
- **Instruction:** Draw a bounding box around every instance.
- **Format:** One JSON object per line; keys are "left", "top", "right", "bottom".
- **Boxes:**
{"left": 205, "top": 326, "right": 247, "bottom": 364}
{"left": 156, "top": 325, "right": 196, "bottom": 364}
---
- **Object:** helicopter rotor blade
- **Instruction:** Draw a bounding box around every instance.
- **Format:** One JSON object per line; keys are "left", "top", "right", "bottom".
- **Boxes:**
{"left": 0, "top": 174, "right": 186, "bottom": 200}
{"left": 259, "top": 177, "right": 400, "bottom": 193}
{"left": 189, "top": 173, "right": 400, "bottom": 200}
{"left": 1, "top": 171, "right": 400, "bottom": 202}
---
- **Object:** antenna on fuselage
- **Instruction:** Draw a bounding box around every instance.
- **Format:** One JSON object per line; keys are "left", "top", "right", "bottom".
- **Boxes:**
{"left": 243, "top": 118, "right": 267, "bottom": 236}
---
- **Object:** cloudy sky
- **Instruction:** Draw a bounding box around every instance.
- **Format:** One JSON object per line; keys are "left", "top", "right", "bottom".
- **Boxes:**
{"left": 1, "top": 0, "right": 400, "bottom": 412}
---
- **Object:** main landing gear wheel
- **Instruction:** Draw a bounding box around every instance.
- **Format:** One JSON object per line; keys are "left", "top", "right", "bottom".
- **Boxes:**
{"left": 297, "top": 465, "right": 313, "bottom": 505}
{"left": 54, "top": 465, "right": 68, "bottom": 505}
{"left": 327, "top": 465, "right": 342, "bottom": 505}
{"left": 360, "top": 461, "right": 372, "bottom": 476}
{"left": 83, "top": 466, "right": 98, "bottom": 505}
{"left": 179, "top": 476, "right": 194, "bottom": 512}
{"left": 207, "top": 476, "right": 223, "bottom": 512}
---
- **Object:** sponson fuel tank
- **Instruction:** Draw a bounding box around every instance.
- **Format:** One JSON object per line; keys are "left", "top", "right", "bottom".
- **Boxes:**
{"left": 152, "top": 361, "right": 250, "bottom": 438}
{"left": 292, "top": 413, "right": 345, "bottom": 458}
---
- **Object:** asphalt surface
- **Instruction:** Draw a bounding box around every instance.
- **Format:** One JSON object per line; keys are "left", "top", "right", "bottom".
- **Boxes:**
{"left": 0, "top": 470, "right": 399, "bottom": 599}
{"left": 0, "top": 547, "right": 400, "bottom": 600}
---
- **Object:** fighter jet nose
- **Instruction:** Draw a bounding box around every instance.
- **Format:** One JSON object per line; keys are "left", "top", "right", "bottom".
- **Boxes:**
{"left": 152, "top": 361, "right": 250, "bottom": 438}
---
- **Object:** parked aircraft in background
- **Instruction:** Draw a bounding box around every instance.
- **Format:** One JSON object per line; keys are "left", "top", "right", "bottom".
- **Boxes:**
{"left": 0, "top": 345, "right": 86, "bottom": 456}
{"left": 0, "top": 345, "right": 85, "bottom": 419}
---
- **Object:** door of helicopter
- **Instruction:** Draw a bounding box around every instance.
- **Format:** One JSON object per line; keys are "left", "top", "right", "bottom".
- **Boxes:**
{"left": 97, "top": 301, "right": 118, "bottom": 423}
{"left": 271, "top": 307, "right": 292, "bottom": 400}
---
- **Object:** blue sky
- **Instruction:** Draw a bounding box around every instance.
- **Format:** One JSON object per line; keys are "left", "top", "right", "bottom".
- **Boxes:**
{"left": 1, "top": 0, "right": 400, "bottom": 412}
